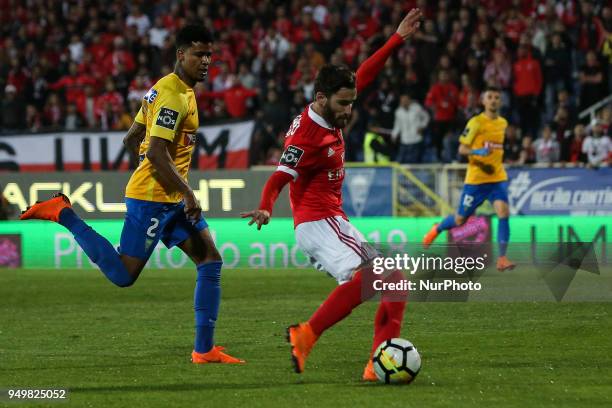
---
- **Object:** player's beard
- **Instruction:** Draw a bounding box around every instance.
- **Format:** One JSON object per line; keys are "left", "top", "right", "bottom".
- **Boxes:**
{"left": 323, "top": 104, "right": 349, "bottom": 129}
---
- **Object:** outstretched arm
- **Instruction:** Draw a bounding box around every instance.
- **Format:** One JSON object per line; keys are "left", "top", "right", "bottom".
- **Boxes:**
{"left": 355, "top": 8, "right": 422, "bottom": 93}
{"left": 241, "top": 171, "right": 293, "bottom": 230}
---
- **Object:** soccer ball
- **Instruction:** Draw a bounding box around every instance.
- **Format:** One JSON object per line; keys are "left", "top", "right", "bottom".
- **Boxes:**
{"left": 373, "top": 338, "right": 421, "bottom": 384}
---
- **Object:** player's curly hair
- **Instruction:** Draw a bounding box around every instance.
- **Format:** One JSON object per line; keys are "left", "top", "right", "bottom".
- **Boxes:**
{"left": 314, "top": 64, "right": 356, "bottom": 98}
{"left": 175, "top": 25, "right": 214, "bottom": 50}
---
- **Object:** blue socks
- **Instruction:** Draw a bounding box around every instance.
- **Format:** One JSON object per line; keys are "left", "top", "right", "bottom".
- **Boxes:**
{"left": 498, "top": 217, "right": 510, "bottom": 256}
{"left": 194, "top": 261, "right": 222, "bottom": 353}
{"left": 59, "top": 208, "right": 135, "bottom": 287}
{"left": 437, "top": 215, "right": 457, "bottom": 232}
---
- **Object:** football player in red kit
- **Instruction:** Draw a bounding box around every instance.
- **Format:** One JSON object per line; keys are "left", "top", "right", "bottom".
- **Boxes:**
{"left": 242, "top": 8, "right": 422, "bottom": 381}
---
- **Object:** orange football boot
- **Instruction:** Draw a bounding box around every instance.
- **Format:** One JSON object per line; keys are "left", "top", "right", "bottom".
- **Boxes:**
{"left": 19, "top": 193, "right": 71, "bottom": 223}
{"left": 191, "top": 345, "right": 245, "bottom": 364}
{"left": 422, "top": 223, "right": 440, "bottom": 249}
{"left": 496, "top": 256, "right": 516, "bottom": 272}
{"left": 362, "top": 359, "right": 377, "bottom": 381}
{"left": 286, "top": 322, "right": 318, "bottom": 373}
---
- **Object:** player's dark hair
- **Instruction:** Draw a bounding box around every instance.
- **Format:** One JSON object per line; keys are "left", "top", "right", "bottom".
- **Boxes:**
{"left": 175, "top": 25, "right": 214, "bottom": 50}
{"left": 484, "top": 85, "right": 502, "bottom": 93}
{"left": 314, "top": 64, "right": 356, "bottom": 97}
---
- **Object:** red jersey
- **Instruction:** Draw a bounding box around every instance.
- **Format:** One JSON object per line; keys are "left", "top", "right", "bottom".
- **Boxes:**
{"left": 259, "top": 33, "right": 405, "bottom": 228}
{"left": 278, "top": 105, "right": 347, "bottom": 226}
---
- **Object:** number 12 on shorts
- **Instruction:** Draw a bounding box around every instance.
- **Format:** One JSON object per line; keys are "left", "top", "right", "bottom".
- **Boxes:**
{"left": 462, "top": 194, "right": 474, "bottom": 209}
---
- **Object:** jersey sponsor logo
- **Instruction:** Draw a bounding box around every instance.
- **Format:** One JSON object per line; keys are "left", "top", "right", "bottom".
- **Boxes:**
{"left": 144, "top": 88, "right": 158, "bottom": 104}
{"left": 328, "top": 168, "right": 344, "bottom": 181}
{"left": 280, "top": 145, "right": 304, "bottom": 167}
{"left": 183, "top": 133, "right": 196, "bottom": 145}
{"left": 156, "top": 107, "right": 179, "bottom": 130}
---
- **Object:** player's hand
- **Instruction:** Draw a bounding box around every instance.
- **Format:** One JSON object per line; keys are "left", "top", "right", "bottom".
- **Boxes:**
{"left": 240, "top": 209, "right": 271, "bottom": 230}
{"left": 471, "top": 147, "right": 491, "bottom": 157}
{"left": 183, "top": 190, "right": 202, "bottom": 222}
{"left": 396, "top": 8, "right": 422, "bottom": 39}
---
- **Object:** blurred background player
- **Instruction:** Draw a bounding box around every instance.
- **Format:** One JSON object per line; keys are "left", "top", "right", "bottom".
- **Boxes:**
{"left": 242, "top": 8, "right": 422, "bottom": 381}
{"left": 20, "top": 25, "right": 244, "bottom": 365}
{"left": 422, "top": 86, "right": 516, "bottom": 272}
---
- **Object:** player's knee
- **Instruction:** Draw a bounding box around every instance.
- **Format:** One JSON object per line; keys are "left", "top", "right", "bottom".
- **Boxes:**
{"left": 204, "top": 247, "right": 222, "bottom": 262}
{"left": 455, "top": 215, "right": 466, "bottom": 226}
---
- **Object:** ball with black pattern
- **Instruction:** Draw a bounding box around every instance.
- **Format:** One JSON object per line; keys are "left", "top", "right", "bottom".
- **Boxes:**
{"left": 372, "top": 338, "right": 421, "bottom": 384}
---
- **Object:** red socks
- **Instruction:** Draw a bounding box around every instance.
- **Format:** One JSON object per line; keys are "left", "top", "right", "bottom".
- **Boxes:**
{"left": 371, "top": 301, "right": 406, "bottom": 354}
{"left": 308, "top": 271, "right": 364, "bottom": 336}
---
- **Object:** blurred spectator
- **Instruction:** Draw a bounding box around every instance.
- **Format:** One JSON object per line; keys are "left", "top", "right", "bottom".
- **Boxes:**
{"left": 363, "top": 124, "right": 394, "bottom": 164}
{"left": 68, "top": 34, "right": 85, "bottom": 64}
{"left": 1, "top": 85, "right": 26, "bottom": 130}
{"left": 543, "top": 33, "right": 572, "bottom": 121}
{"left": 569, "top": 124, "right": 587, "bottom": 164}
{"left": 126, "top": 6, "right": 151, "bottom": 36}
{"left": 366, "top": 77, "right": 398, "bottom": 130}
{"left": 534, "top": 125, "right": 560, "bottom": 164}
{"left": 112, "top": 104, "right": 133, "bottom": 131}
{"left": 551, "top": 107, "right": 574, "bottom": 161}
{"left": 582, "top": 120, "right": 611, "bottom": 167}
{"left": 237, "top": 63, "right": 256, "bottom": 90}
{"left": 77, "top": 85, "right": 98, "bottom": 128}
{"left": 600, "top": 107, "right": 611, "bottom": 137}
{"left": 48, "top": 63, "right": 96, "bottom": 106}
{"left": 503, "top": 124, "right": 521, "bottom": 164}
{"left": 513, "top": 46, "right": 542, "bottom": 138}
{"left": 204, "top": 75, "right": 258, "bottom": 118}
{"left": 458, "top": 74, "right": 480, "bottom": 121}
{"left": 392, "top": 94, "right": 429, "bottom": 164}
{"left": 578, "top": 50, "right": 605, "bottom": 111}
{"left": 425, "top": 70, "right": 459, "bottom": 160}
{"left": 64, "top": 103, "right": 84, "bottom": 131}
{"left": 303, "top": 42, "right": 325, "bottom": 72}
{"left": 25, "top": 104, "right": 42, "bottom": 132}
{"left": 555, "top": 89, "right": 577, "bottom": 124}
{"left": 23, "top": 66, "right": 48, "bottom": 109}
{"left": 43, "top": 93, "right": 64, "bottom": 130}
{"left": 104, "top": 37, "right": 136, "bottom": 77}
{"left": 483, "top": 49, "right": 511, "bottom": 90}
{"left": 414, "top": 19, "right": 441, "bottom": 74}
{"left": 261, "top": 89, "right": 289, "bottom": 136}
{"left": 518, "top": 135, "right": 536, "bottom": 165}
{"left": 149, "top": 16, "right": 169, "bottom": 49}
{"left": 96, "top": 79, "right": 125, "bottom": 119}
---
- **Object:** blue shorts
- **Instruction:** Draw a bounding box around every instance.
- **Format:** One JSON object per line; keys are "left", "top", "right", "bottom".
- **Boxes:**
{"left": 457, "top": 181, "right": 509, "bottom": 217}
{"left": 119, "top": 198, "right": 208, "bottom": 260}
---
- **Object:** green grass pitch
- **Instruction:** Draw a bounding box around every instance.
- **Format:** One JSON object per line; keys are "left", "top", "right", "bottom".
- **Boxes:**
{"left": 1, "top": 268, "right": 611, "bottom": 407}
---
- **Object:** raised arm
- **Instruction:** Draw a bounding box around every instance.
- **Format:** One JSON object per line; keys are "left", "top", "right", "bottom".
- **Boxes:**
{"left": 355, "top": 8, "right": 422, "bottom": 93}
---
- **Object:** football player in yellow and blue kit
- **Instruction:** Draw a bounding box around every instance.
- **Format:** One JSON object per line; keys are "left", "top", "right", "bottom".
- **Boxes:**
{"left": 422, "top": 86, "right": 516, "bottom": 271}
{"left": 20, "top": 25, "right": 244, "bottom": 364}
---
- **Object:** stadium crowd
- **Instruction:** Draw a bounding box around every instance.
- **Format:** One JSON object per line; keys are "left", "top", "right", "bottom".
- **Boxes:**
{"left": 0, "top": 0, "right": 611, "bottom": 166}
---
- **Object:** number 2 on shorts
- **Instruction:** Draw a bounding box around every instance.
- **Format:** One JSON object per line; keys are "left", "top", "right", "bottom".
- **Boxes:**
{"left": 147, "top": 218, "right": 160, "bottom": 238}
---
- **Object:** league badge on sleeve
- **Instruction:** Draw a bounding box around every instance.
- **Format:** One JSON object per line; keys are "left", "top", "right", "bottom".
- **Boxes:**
{"left": 280, "top": 145, "right": 304, "bottom": 168}
{"left": 156, "top": 107, "right": 179, "bottom": 130}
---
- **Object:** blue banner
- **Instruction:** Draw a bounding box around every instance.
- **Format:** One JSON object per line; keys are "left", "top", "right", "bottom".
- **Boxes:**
{"left": 507, "top": 167, "right": 612, "bottom": 215}
{"left": 342, "top": 167, "right": 393, "bottom": 216}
